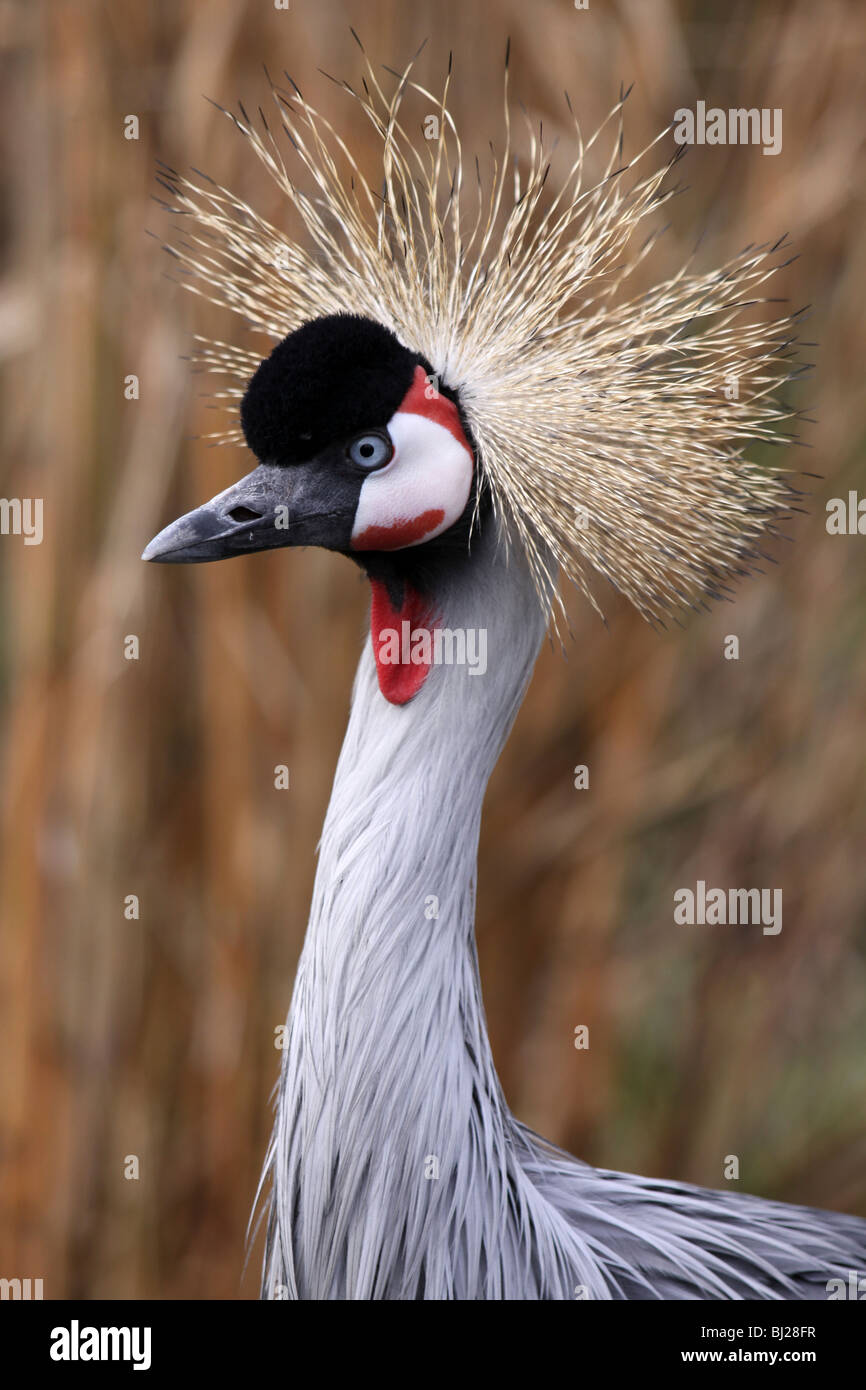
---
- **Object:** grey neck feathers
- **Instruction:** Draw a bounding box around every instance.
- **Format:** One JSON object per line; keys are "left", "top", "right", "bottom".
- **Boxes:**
{"left": 261, "top": 524, "right": 579, "bottom": 1298}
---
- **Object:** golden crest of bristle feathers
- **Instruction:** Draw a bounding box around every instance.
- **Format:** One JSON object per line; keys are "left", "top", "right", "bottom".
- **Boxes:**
{"left": 156, "top": 37, "right": 804, "bottom": 626}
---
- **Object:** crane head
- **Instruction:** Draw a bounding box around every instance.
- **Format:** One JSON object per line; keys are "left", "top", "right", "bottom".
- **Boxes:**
{"left": 142, "top": 314, "right": 478, "bottom": 583}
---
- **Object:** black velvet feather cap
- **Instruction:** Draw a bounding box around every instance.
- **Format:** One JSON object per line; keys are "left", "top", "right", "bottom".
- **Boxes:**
{"left": 240, "top": 314, "right": 423, "bottom": 466}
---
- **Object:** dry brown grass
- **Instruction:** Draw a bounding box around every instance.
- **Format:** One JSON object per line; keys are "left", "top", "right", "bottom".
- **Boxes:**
{"left": 1, "top": 0, "right": 864, "bottom": 1298}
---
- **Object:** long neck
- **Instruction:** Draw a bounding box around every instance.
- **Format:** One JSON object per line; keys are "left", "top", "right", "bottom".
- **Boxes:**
{"left": 264, "top": 525, "right": 551, "bottom": 1298}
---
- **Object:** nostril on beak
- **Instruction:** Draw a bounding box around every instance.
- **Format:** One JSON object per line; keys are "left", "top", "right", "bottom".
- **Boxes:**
{"left": 228, "top": 505, "right": 263, "bottom": 523}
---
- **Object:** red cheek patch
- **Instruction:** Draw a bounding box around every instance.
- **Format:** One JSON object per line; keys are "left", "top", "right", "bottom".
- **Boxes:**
{"left": 398, "top": 365, "right": 472, "bottom": 449}
{"left": 353, "top": 507, "right": 445, "bottom": 552}
{"left": 370, "top": 578, "right": 440, "bottom": 705}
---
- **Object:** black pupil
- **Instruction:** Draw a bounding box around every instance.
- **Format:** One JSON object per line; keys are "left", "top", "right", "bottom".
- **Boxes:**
{"left": 361, "top": 442, "right": 375, "bottom": 457}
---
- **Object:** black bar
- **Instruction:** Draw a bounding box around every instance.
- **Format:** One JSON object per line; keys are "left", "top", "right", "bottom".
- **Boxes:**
{"left": 1, "top": 1297, "right": 861, "bottom": 1375}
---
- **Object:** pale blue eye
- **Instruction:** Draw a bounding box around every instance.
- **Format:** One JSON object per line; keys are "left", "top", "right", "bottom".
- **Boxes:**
{"left": 348, "top": 432, "right": 393, "bottom": 470}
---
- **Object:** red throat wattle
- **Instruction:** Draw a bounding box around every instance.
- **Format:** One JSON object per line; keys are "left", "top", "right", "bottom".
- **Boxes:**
{"left": 369, "top": 579, "right": 440, "bottom": 705}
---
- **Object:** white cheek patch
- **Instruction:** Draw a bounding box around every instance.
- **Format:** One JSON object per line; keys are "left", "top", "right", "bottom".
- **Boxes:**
{"left": 350, "top": 410, "right": 474, "bottom": 551}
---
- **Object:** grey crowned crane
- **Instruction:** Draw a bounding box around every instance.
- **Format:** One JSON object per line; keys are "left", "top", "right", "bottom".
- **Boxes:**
{"left": 143, "top": 48, "right": 866, "bottom": 1299}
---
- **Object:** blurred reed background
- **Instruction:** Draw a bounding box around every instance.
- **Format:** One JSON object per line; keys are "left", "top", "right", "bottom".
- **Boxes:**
{"left": 1, "top": 0, "right": 864, "bottom": 1299}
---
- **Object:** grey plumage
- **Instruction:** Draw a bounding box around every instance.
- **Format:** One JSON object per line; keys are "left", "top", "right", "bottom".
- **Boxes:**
{"left": 257, "top": 524, "right": 866, "bottom": 1299}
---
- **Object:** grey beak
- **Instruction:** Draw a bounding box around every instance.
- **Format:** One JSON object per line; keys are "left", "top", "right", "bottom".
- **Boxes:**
{"left": 142, "top": 464, "right": 293, "bottom": 563}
